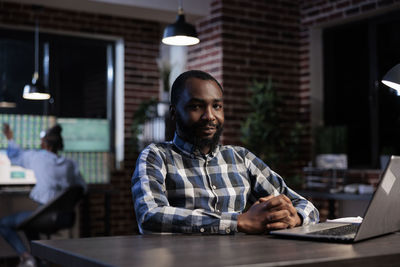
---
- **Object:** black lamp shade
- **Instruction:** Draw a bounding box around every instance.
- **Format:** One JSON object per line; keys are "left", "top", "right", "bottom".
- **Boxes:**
{"left": 162, "top": 13, "right": 199, "bottom": 46}
{"left": 382, "top": 63, "right": 400, "bottom": 91}
{"left": 23, "top": 73, "right": 50, "bottom": 100}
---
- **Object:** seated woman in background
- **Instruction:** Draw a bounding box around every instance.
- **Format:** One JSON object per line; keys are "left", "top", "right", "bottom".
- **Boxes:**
{"left": 0, "top": 123, "right": 86, "bottom": 267}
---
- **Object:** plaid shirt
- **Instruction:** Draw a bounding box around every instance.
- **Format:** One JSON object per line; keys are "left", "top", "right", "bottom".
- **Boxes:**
{"left": 132, "top": 134, "right": 319, "bottom": 234}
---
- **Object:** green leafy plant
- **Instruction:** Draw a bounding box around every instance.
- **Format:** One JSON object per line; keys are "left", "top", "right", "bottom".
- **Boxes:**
{"left": 157, "top": 58, "right": 171, "bottom": 93}
{"left": 130, "top": 98, "right": 159, "bottom": 153}
{"left": 240, "top": 79, "right": 304, "bottom": 184}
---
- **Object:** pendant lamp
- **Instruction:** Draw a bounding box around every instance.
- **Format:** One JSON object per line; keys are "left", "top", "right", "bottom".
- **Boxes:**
{"left": 0, "top": 101, "right": 16, "bottom": 108}
{"left": 0, "top": 75, "right": 16, "bottom": 108}
{"left": 382, "top": 64, "right": 400, "bottom": 93}
{"left": 0, "top": 94, "right": 16, "bottom": 108}
{"left": 162, "top": 0, "right": 199, "bottom": 46}
{"left": 23, "top": 18, "right": 50, "bottom": 100}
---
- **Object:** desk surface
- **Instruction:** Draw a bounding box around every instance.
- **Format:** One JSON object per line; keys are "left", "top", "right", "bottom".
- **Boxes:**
{"left": 0, "top": 185, "right": 32, "bottom": 195}
{"left": 32, "top": 233, "right": 400, "bottom": 267}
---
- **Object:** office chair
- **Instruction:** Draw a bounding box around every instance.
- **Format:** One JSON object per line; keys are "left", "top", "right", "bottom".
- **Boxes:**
{"left": 16, "top": 185, "right": 85, "bottom": 240}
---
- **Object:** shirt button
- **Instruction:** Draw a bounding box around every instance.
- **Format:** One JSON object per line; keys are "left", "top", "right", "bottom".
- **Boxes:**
{"left": 200, "top": 228, "right": 205, "bottom": 233}
{"left": 212, "top": 185, "right": 217, "bottom": 190}
{"left": 225, "top": 228, "right": 231, "bottom": 234}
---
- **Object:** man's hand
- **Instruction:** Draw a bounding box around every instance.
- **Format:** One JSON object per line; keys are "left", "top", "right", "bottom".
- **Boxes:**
{"left": 237, "top": 195, "right": 302, "bottom": 234}
{"left": 2, "top": 123, "right": 13, "bottom": 140}
{"left": 259, "top": 194, "right": 302, "bottom": 230}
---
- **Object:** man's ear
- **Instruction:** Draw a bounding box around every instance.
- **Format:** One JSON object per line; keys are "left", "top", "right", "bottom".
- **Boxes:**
{"left": 169, "top": 105, "right": 176, "bottom": 121}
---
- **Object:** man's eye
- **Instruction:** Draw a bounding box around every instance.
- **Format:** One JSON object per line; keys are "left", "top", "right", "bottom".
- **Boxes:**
{"left": 214, "top": 104, "right": 223, "bottom": 110}
{"left": 188, "top": 104, "right": 201, "bottom": 110}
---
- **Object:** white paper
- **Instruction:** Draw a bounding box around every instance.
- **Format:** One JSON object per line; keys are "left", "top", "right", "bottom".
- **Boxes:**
{"left": 326, "top": 216, "right": 363, "bottom": 224}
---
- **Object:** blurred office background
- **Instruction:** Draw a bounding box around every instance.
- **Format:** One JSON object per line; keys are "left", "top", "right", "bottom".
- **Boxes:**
{"left": 1, "top": 0, "right": 400, "bottom": 263}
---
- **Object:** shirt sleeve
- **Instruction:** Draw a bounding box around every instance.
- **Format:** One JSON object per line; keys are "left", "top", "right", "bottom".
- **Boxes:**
{"left": 131, "top": 145, "right": 238, "bottom": 235}
{"left": 6, "top": 140, "right": 35, "bottom": 168}
{"left": 244, "top": 149, "right": 320, "bottom": 225}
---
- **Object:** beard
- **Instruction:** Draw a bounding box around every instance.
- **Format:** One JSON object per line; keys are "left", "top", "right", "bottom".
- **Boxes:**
{"left": 176, "top": 113, "right": 223, "bottom": 153}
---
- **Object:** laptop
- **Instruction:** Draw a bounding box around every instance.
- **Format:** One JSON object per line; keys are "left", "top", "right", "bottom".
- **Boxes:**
{"left": 270, "top": 155, "right": 400, "bottom": 243}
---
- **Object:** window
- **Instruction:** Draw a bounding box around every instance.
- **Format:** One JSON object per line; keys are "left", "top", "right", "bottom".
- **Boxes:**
{"left": 0, "top": 27, "right": 125, "bottom": 182}
{"left": 322, "top": 10, "right": 400, "bottom": 169}
{"left": 0, "top": 28, "right": 113, "bottom": 118}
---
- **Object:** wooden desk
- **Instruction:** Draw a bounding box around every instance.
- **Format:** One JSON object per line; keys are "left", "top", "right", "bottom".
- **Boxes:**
{"left": 31, "top": 233, "right": 400, "bottom": 267}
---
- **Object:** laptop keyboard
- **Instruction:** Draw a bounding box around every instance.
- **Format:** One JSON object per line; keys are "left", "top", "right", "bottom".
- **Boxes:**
{"left": 308, "top": 224, "right": 359, "bottom": 236}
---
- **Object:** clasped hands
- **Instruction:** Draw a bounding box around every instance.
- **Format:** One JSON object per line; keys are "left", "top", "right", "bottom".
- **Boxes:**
{"left": 237, "top": 194, "right": 302, "bottom": 234}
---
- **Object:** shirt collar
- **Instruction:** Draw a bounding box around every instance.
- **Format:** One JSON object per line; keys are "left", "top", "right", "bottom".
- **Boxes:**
{"left": 172, "top": 133, "right": 220, "bottom": 158}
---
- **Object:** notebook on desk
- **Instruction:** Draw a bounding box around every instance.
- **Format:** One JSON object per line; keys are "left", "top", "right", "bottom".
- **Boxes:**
{"left": 270, "top": 155, "right": 400, "bottom": 243}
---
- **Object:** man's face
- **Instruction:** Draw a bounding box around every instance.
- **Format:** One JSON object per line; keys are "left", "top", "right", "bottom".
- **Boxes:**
{"left": 172, "top": 77, "right": 224, "bottom": 154}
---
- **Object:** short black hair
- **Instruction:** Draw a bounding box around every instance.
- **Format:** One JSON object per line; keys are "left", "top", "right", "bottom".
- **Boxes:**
{"left": 170, "top": 70, "right": 223, "bottom": 106}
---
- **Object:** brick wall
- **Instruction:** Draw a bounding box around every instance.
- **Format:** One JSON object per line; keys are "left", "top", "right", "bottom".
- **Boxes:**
{"left": 189, "top": 0, "right": 400, "bottom": 177}
{"left": 0, "top": 1, "right": 161, "bottom": 236}
{"left": 188, "top": 0, "right": 306, "bottom": 179}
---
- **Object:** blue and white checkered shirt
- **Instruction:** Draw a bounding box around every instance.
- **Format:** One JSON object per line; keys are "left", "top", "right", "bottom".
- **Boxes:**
{"left": 132, "top": 134, "right": 319, "bottom": 234}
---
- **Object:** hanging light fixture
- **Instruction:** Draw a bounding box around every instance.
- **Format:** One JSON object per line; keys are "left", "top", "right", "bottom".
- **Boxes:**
{"left": 0, "top": 100, "right": 16, "bottom": 108}
{"left": 0, "top": 41, "right": 16, "bottom": 108}
{"left": 0, "top": 102, "right": 15, "bottom": 108}
{"left": 23, "top": 17, "right": 51, "bottom": 100}
{"left": 0, "top": 97, "right": 16, "bottom": 108}
{"left": 162, "top": 0, "right": 199, "bottom": 46}
{"left": 0, "top": 71, "right": 16, "bottom": 108}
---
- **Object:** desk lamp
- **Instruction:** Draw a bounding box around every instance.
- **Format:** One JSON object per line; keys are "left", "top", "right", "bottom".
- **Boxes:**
{"left": 381, "top": 64, "right": 400, "bottom": 95}
{"left": 162, "top": 0, "right": 199, "bottom": 46}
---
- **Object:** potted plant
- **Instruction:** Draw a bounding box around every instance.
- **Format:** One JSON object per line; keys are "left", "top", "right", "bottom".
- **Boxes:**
{"left": 240, "top": 78, "right": 304, "bottom": 186}
{"left": 157, "top": 58, "right": 172, "bottom": 102}
{"left": 130, "top": 98, "right": 159, "bottom": 154}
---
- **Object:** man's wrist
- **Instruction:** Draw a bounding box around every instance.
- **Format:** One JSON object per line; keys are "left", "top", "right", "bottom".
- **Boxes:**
{"left": 296, "top": 211, "right": 304, "bottom": 226}
{"left": 237, "top": 213, "right": 244, "bottom": 232}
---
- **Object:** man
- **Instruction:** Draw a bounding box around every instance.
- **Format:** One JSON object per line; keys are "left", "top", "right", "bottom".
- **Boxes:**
{"left": 132, "top": 70, "right": 319, "bottom": 234}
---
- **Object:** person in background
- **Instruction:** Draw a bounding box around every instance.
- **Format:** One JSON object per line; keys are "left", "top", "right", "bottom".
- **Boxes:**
{"left": 0, "top": 123, "right": 86, "bottom": 267}
{"left": 132, "top": 70, "right": 319, "bottom": 235}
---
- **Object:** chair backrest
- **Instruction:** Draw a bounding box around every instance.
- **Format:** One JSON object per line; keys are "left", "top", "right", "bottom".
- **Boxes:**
{"left": 17, "top": 185, "right": 85, "bottom": 235}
